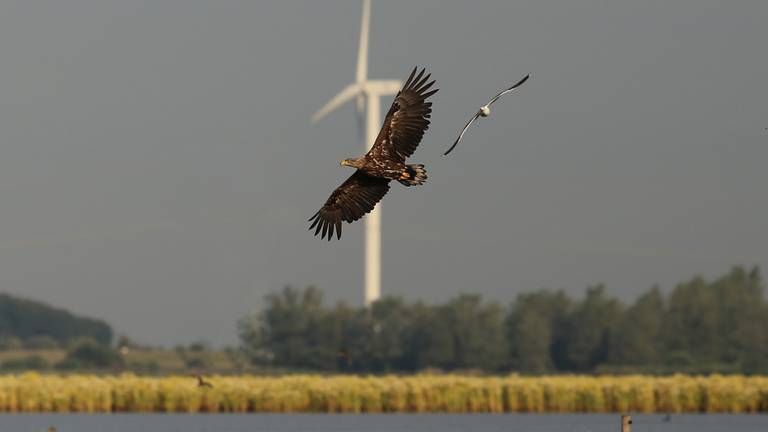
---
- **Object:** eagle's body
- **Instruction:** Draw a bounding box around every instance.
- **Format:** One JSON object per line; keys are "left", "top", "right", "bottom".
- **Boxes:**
{"left": 309, "top": 67, "right": 438, "bottom": 240}
{"left": 341, "top": 156, "right": 406, "bottom": 180}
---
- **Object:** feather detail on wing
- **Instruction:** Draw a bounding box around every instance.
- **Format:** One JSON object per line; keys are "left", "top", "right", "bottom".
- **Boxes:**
{"left": 308, "top": 171, "right": 391, "bottom": 240}
{"left": 369, "top": 67, "right": 439, "bottom": 162}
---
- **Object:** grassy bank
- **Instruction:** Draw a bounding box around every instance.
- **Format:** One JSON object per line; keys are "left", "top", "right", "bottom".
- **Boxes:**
{"left": 1, "top": 373, "right": 767, "bottom": 413}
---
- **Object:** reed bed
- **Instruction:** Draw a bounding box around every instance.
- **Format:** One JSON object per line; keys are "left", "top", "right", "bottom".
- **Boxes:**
{"left": 1, "top": 373, "right": 768, "bottom": 413}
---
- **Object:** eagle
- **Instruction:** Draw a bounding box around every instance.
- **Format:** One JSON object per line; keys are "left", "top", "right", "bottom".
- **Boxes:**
{"left": 308, "top": 67, "right": 438, "bottom": 240}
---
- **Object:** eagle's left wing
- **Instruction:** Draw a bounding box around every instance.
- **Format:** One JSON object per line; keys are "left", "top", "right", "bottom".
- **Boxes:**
{"left": 308, "top": 171, "right": 391, "bottom": 240}
{"left": 368, "top": 67, "right": 438, "bottom": 162}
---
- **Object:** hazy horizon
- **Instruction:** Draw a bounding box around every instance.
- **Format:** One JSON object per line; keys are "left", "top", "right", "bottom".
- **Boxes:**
{"left": 0, "top": 0, "right": 766, "bottom": 346}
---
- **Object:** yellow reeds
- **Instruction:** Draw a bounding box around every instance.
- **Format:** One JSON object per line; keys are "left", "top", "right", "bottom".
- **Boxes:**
{"left": 0, "top": 373, "right": 767, "bottom": 413}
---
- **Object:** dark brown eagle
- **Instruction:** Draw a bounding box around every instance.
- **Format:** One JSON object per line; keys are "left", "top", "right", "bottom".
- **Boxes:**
{"left": 308, "top": 67, "right": 438, "bottom": 240}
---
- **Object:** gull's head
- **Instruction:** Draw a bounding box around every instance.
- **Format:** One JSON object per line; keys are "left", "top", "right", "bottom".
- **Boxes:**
{"left": 479, "top": 106, "right": 491, "bottom": 117}
{"left": 340, "top": 158, "right": 364, "bottom": 169}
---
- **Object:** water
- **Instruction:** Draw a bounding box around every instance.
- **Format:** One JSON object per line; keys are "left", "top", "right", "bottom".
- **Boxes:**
{"left": 2, "top": 413, "right": 766, "bottom": 432}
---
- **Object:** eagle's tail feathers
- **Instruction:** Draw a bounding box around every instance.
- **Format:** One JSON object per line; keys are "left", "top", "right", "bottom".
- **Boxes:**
{"left": 398, "top": 164, "right": 427, "bottom": 186}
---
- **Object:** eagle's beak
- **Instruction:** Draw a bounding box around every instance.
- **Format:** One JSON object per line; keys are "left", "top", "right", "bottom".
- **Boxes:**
{"left": 340, "top": 160, "right": 345, "bottom": 167}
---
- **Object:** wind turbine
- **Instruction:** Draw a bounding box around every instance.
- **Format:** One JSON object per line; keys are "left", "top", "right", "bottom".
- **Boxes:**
{"left": 311, "top": 0, "right": 400, "bottom": 306}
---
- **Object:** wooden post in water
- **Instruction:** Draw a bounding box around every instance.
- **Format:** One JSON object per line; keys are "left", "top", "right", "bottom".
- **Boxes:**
{"left": 621, "top": 415, "right": 632, "bottom": 432}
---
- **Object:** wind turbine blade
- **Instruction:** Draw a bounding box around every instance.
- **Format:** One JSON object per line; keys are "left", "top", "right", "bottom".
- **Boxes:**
{"left": 356, "top": 94, "right": 365, "bottom": 115}
{"left": 311, "top": 83, "right": 362, "bottom": 123}
{"left": 355, "top": 0, "right": 370, "bottom": 113}
{"left": 356, "top": 0, "right": 370, "bottom": 85}
{"left": 364, "top": 80, "right": 402, "bottom": 95}
{"left": 356, "top": 108, "right": 365, "bottom": 143}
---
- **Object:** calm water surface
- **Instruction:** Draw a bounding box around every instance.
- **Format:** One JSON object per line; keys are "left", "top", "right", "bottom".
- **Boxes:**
{"left": 1, "top": 413, "right": 765, "bottom": 432}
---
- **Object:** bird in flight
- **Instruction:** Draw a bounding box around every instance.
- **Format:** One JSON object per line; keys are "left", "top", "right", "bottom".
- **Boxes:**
{"left": 309, "top": 67, "right": 438, "bottom": 240}
{"left": 442, "top": 74, "right": 530, "bottom": 156}
{"left": 192, "top": 374, "right": 213, "bottom": 388}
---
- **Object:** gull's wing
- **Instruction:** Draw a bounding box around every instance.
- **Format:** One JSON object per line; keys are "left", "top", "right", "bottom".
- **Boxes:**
{"left": 443, "top": 74, "right": 529, "bottom": 156}
{"left": 443, "top": 111, "right": 481, "bottom": 156}
{"left": 486, "top": 74, "right": 530, "bottom": 107}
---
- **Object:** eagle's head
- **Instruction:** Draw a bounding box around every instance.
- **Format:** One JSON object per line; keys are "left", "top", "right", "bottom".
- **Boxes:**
{"left": 479, "top": 106, "right": 491, "bottom": 117}
{"left": 340, "top": 158, "right": 364, "bottom": 169}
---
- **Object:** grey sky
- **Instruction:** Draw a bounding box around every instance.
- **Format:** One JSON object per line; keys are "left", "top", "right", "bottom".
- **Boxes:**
{"left": 0, "top": 1, "right": 765, "bottom": 346}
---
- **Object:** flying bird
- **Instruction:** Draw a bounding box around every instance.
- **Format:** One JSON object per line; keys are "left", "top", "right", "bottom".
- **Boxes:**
{"left": 308, "top": 67, "right": 438, "bottom": 240}
{"left": 442, "top": 74, "right": 530, "bottom": 156}
{"left": 192, "top": 374, "right": 213, "bottom": 388}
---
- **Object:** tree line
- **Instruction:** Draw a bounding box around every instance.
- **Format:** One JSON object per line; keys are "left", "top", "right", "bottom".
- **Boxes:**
{"left": 238, "top": 266, "right": 768, "bottom": 374}
{"left": 0, "top": 293, "right": 113, "bottom": 349}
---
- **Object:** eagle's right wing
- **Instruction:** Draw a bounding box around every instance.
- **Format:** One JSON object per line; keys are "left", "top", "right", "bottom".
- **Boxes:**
{"left": 368, "top": 67, "right": 438, "bottom": 162}
{"left": 308, "top": 171, "right": 391, "bottom": 240}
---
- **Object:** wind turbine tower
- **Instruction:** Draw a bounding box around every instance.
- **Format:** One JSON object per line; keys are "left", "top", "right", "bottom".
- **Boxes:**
{"left": 311, "top": 0, "right": 400, "bottom": 306}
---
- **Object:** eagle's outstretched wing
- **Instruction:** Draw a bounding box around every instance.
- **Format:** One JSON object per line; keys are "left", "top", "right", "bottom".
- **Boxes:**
{"left": 308, "top": 171, "right": 391, "bottom": 240}
{"left": 368, "top": 67, "right": 438, "bottom": 162}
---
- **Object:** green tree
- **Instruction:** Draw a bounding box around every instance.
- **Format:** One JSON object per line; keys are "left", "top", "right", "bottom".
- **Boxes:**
{"left": 662, "top": 276, "right": 722, "bottom": 365}
{"left": 561, "top": 285, "right": 623, "bottom": 371}
{"left": 506, "top": 290, "right": 571, "bottom": 372}
{"left": 608, "top": 287, "right": 664, "bottom": 366}
{"left": 399, "top": 302, "right": 453, "bottom": 371}
{"left": 356, "top": 297, "right": 416, "bottom": 371}
{"left": 713, "top": 267, "right": 765, "bottom": 365}
{"left": 439, "top": 294, "right": 507, "bottom": 371}
{"left": 0, "top": 293, "right": 112, "bottom": 346}
{"left": 238, "top": 286, "right": 340, "bottom": 370}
